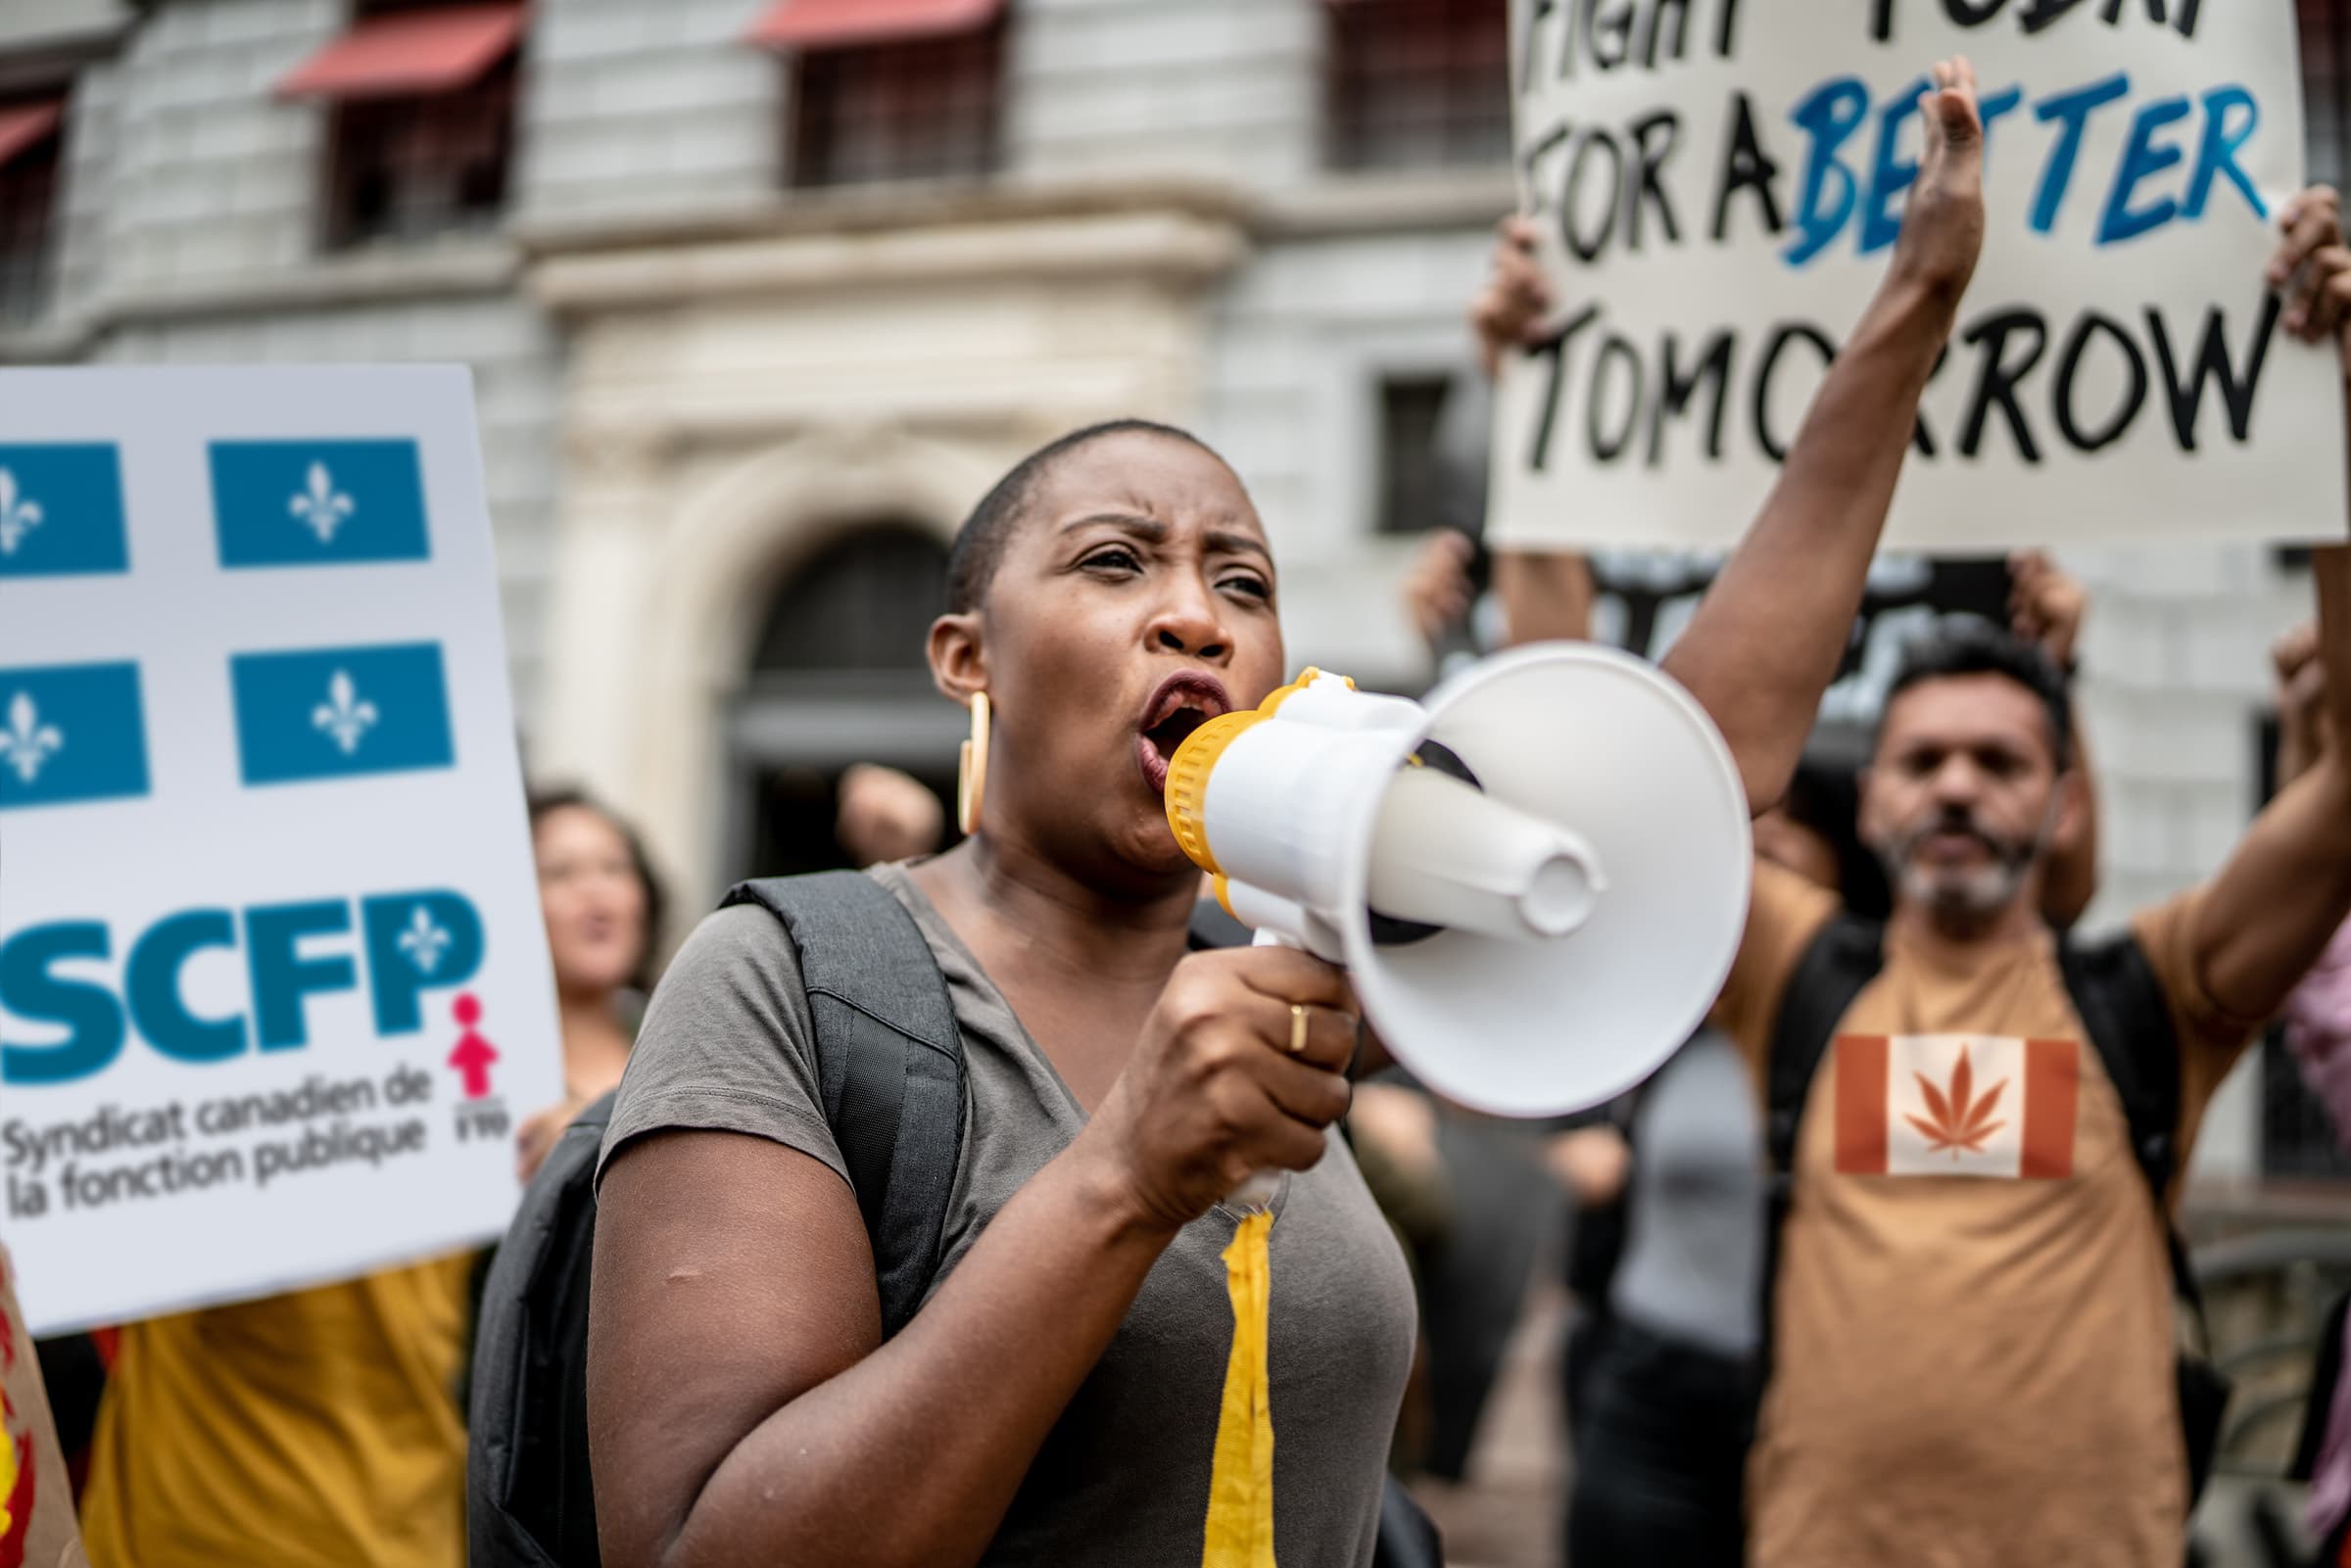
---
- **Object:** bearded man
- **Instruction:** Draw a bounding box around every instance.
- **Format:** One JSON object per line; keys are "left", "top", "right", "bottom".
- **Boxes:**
{"left": 1715, "top": 521, "right": 2351, "bottom": 1568}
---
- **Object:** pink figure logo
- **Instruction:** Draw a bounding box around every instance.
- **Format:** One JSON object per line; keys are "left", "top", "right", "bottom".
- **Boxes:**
{"left": 448, "top": 993, "right": 500, "bottom": 1100}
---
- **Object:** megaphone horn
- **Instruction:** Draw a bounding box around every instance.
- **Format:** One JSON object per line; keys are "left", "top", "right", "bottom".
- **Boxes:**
{"left": 1164, "top": 646, "right": 1752, "bottom": 1119}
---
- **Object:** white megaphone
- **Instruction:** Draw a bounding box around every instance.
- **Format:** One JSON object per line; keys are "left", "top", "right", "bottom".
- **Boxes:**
{"left": 1163, "top": 643, "right": 1752, "bottom": 1121}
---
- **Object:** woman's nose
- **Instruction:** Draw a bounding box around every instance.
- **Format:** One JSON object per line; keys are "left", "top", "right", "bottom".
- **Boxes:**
{"left": 1147, "top": 589, "right": 1230, "bottom": 663}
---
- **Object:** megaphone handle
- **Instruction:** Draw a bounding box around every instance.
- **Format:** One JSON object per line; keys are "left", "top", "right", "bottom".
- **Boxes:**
{"left": 1226, "top": 1169, "right": 1283, "bottom": 1210}
{"left": 1219, "top": 927, "right": 1305, "bottom": 1210}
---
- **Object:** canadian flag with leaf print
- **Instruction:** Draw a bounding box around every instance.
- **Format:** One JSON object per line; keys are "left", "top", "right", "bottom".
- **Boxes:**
{"left": 1835, "top": 1035, "right": 2081, "bottom": 1179}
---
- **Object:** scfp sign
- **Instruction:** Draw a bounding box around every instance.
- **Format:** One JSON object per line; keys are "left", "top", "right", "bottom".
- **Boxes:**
{"left": 2, "top": 889, "right": 484, "bottom": 1086}
{"left": 0, "top": 367, "right": 559, "bottom": 1337}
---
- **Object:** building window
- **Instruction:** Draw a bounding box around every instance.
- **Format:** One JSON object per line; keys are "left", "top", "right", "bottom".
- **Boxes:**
{"left": 0, "top": 100, "right": 63, "bottom": 327}
{"left": 790, "top": 24, "right": 1004, "bottom": 188}
{"left": 1328, "top": 0, "right": 1511, "bottom": 173}
{"left": 2308, "top": 0, "right": 2350, "bottom": 189}
{"left": 745, "top": 0, "right": 1007, "bottom": 189}
{"left": 735, "top": 524, "right": 958, "bottom": 877}
{"left": 277, "top": 2, "right": 525, "bottom": 250}
{"left": 1376, "top": 374, "right": 1457, "bottom": 535}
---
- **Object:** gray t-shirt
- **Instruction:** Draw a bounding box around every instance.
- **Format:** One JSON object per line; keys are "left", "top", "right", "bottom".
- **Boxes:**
{"left": 1608, "top": 1029, "right": 1764, "bottom": 1356}
{"left": 600, "top": 864, "right": 1418, "bottom": 1566}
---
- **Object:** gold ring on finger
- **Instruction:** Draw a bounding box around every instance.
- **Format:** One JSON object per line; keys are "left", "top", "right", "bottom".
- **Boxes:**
{"left": 1289, "top": 1003, "right": 1309, "bottom": 1055}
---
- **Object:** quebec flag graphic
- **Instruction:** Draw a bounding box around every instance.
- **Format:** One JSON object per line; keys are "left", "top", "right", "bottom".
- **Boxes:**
{"left": 0, "top": 445, "right": 130, "bottom": 579}
{"left": 230, "top": 642, "right": 456, "bottom": 785}
{"left": 211, "top": 440, "right": 431, "bottom": 568}
{"left": 0, "top": 662, "right": 150, "bottom": 811}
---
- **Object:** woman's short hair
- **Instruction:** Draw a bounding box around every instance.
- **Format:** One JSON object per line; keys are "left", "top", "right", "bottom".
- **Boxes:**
{"left": 945, "top": 419, "right": 1215, "bottom": 613}
{"left": 527, "top": 786, "right": 667, "bottom": 993}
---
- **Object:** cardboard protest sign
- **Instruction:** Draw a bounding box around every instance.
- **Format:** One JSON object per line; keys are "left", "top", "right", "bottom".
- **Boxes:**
{"left": 1490, "top": 0, "right": 2349, "bottom": 551}
{"left": 0, "top": 1246, "right": 86, "bottom": 1568}
{"left": 0, "top": 368, "right": 561, "bottom": 1335}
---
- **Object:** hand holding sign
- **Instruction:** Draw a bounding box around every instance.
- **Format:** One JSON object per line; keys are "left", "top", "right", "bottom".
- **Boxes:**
{"left": 1472, "top": 215, "right": 1558, "bottom": 380}
{"left": 2274, "top": 186, "right": 2351, "bottom": 348}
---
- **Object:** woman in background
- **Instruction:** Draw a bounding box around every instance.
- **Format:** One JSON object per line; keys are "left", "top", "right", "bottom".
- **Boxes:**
{"left": 514, "top": 789, "right": 664, "bottom": 1182}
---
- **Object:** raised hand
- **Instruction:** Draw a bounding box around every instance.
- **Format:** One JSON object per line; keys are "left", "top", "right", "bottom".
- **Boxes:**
{"left": 2270, "top": 186, "right": 2350, "bottom": 348}
{"left": 1470, "top": 214, "right": 1556, "bottom": 380}
{"left": 2275, "top": 619, "right": 2333, "bottom": 788}
{"left": 1890, "top": 56, "right": 1987, "bottom": 308}
{"left": 1402, "top": 529, "right": 1477, "bottom": 645}
{"left": 2008, "top": 550, "right": 2087, "bottom": 672}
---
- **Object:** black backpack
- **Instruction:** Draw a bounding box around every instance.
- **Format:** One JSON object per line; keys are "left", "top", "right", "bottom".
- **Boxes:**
{"left": 468, "top": 874, "right": 1444, "bottom": 1568}
{"left": 1758, "top": 913, "right": 2232, "bottom": 1506}
{"left": 467, "top": 872, "right": 964, "bottom": 1568}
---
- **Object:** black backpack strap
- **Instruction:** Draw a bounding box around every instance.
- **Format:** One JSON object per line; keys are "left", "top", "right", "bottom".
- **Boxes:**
{"left": 2056, "top": 935, "right": 2189, "bottom": 1292}
{"left": 1752, "top": 913, "right": 1885, "bottom": 1436}
{"left": 1764, "top": 913, "right": 1888, "bottom": 1185}
{"left": 2058, "top": 932, "right": 2233, "bottom": 1506}
{"left": 723, "top": 872, "right": 965, "bottom": 1338}
{"left": 468, "top": 1089, "right": 619, "bottom": 1568}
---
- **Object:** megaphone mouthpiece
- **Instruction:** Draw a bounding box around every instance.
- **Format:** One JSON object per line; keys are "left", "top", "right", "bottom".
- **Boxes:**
{"left": 1367, "top": 764, "right": 1603, "bottom": 942}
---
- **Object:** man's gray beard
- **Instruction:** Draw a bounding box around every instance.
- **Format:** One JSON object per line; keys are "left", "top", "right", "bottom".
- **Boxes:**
{"left": 1882, "top": 814, "right": 2046, "bottom": 927}
{"left": 1893, "top": 853, "right": 2029, "bottom": 922}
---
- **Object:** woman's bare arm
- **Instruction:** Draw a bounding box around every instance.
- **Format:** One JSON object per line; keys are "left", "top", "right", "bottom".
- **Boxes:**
{"left": 591, "top": 1130, "right": 1174, "bottom": 1568}
{"left": 590, "top": 947, "right": 1360, "bottom": 1568}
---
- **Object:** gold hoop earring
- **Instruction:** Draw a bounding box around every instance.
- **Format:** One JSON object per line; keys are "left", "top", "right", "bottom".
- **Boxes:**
{"left": 957, "top": 691, "right": 991, "bottom": 837}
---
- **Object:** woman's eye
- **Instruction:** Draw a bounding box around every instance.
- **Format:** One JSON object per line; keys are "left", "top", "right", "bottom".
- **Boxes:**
{"left": 1221, "top": 574, "right": 1272, "bottom": 601}
{"left": 1082, "top": 546, "right": 1142, "bottom": 574}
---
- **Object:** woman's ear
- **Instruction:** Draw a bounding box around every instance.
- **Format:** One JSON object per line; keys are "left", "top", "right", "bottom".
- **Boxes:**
{"left": 929, "top": 612, "right": 986, "bottom": 706}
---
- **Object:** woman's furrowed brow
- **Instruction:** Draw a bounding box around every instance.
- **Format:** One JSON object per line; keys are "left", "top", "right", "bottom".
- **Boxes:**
{"left": 1058, "top": 512, "right": 1167, "bottom": 541}
{"left": 1055, "top": 514, "right": 1270, "bottom": 562}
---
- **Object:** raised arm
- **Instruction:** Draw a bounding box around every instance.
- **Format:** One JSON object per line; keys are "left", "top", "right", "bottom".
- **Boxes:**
{"left": 2009, "top": 550, "right": 2099, "bottom": 927}
{"left": 2180, "top": 188, "right": 2351, "bottom": 1021}
{"left": 1661, "top": 59, "right": 1986, "bottom": 814}
{"left": 1473, "top": 214, "right": 1596, "bottom": 647}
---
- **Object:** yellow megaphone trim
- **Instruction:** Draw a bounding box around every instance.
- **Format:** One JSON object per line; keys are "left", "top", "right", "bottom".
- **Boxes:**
{"left": 1163, "top": 669, "right": 1353, "bottom": 879}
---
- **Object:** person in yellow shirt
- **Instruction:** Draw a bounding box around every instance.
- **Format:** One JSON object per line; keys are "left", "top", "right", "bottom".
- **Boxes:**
{"left": 81, "top": 789, "right": 666, "bottom": 1568}
{"left": 77, "top": 1258, "right": 475, "bottom": 1568}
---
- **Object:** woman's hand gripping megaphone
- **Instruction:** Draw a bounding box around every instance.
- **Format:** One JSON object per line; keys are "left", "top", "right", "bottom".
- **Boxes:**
{"left": 1077, "top": 947, "right": 1360, "bottom": 1230}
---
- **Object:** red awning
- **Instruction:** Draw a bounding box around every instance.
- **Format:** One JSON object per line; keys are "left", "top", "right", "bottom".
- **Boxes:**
{"left": 745, "top": 0, "right": 1003, "bottom": 51}
{"left": 276, "top": 4, "right": 526, "bottom": 102}
{"left": 0, "top": 102, "right": 62, "bottom": 170}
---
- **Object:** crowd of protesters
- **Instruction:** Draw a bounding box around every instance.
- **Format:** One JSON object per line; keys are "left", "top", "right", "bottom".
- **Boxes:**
{"left": 15, "top": 52, "right": 2351, "bottom": 1568}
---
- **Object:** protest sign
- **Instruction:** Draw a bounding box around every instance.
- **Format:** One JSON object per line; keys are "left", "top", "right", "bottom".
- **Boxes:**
{"left": 0, "top": 1246, "right": 85, "bottom": 1568}
{"left": 0, "top": 368, "right": 560, "bottom": 1336}
{"left": 1489, "top": 0, "right": 2349, "bottom": 551}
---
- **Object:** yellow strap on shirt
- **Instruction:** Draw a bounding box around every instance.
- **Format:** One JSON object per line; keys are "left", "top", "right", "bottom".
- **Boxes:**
{"left": 1201, "top": 1208, "right": 1276, "bottom": 1568}
{"left": 0, "top": 1403, "right": 18, "bottom": 1544}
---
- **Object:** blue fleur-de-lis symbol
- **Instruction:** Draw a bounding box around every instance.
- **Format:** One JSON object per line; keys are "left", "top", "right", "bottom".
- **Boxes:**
{"left": 289, "top": 461, "right": 356, "bottom": 544}
{"left": 0, "top": 690, "right": 64, "bottom": 783}
{"left": 312, "top": 669, "right": 379, "bottom": 754}
{"left": 0, "top": 467, "right": 43, "bottom": 556}
{"left": 396, "top": 906, "right": 454, "bottom": 974}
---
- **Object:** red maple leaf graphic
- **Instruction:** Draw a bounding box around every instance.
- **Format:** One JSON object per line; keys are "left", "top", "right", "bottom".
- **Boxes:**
{"left": 1903, "top": 1044, "right": 2009, "bottom": 1157}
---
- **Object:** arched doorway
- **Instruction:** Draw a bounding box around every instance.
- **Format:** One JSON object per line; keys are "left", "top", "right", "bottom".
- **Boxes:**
{"left": 724, "top": 522, "right": 962, "bottom": 878}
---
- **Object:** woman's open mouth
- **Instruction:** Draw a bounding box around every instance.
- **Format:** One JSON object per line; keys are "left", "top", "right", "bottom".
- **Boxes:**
{"left": 1137, "top": 671, "right": 1233, "bottom": 794}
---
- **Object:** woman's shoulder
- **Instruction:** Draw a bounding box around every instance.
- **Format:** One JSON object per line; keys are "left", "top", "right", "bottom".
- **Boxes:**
{"left": 599, "top": 902, "right": 841, "bottom": 1188}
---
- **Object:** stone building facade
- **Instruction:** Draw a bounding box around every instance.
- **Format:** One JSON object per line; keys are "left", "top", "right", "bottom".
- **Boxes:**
{"left": 4, "top": 0, "right": 2348, "bottom": 1172}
